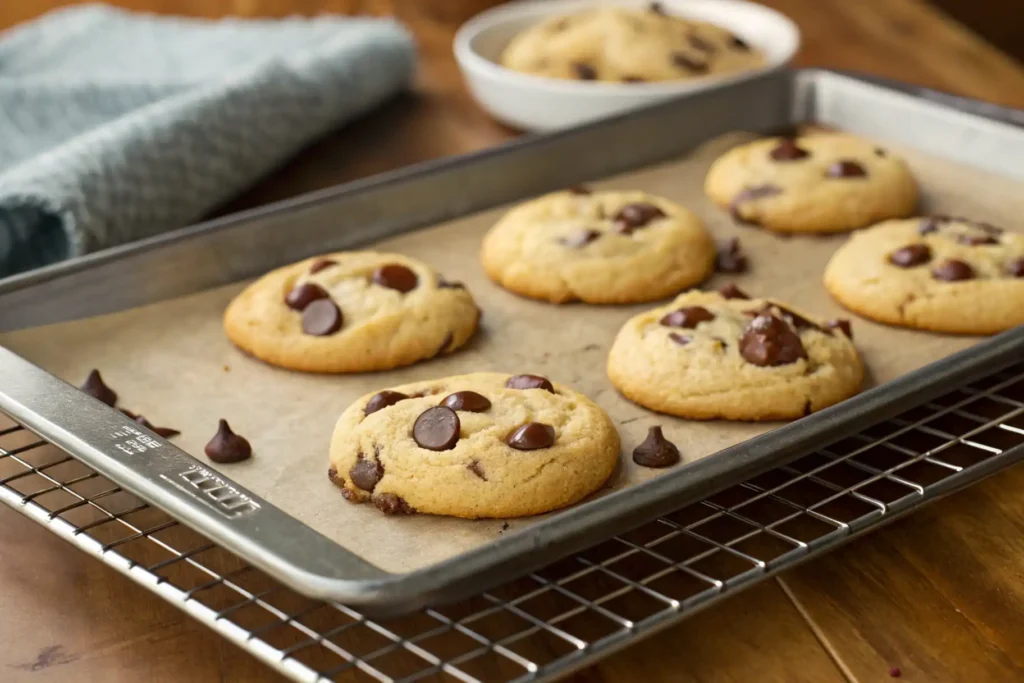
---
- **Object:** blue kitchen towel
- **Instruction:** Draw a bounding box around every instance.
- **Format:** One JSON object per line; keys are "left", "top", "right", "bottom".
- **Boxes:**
{"left": 0, "top": 4, "right": 416, "bottom": 276}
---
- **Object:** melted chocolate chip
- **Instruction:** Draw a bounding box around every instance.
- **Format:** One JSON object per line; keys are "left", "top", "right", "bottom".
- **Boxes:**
{"left": 468, "top": 460, "right": 487, "bottom": 480}
{"left": 204, "top": 419, "right": 252, "bottom": 463}
{"left": 826, "top": 160, "right": 868, "bottom": 178}
{"left": 826, "top": 319, "right": 853, "bottom": 339}
{"left": 506, "top": 422, "right": 556, "bottom": 450}
{"left": 718, "top": 283, "right": 750, "bottom": 300}
{"left": 349, "top": 456, "right": 384, "bottom": 492}
{"left": 435, "top": 332, "right": 454, "bottom": 358}
{"left": 438, "top": 277, "right": 465, "bottom": 289}
{"left": 374, "top": 493, "right": 414, "bottom": 515}
{"left": 413, "top": 406, "right": 460, "bottom": 451}
{"left": 715, "top": 237, "right": 749, "bottom": 273}
{"left": 568, "top": 184, "right": 592, "bottom": 195}
{"left": 327, "top": 466, "right": 344, "bottom": 487}
{"left": 560, "top": 229, "right": 601, "bottom": 248}
{"left": 739, "top": 314, "right": 808, "bottom": 367}
{"left": 573, "top": 62, "right": 597, "bottom": 80}
{"left": 957, "top": 234, "right": 999, "bottom": 246}
{"left": 688, "top": 34, "right": 715, "bottom": 53}
{"left": 372, "top": 264, "right": 418, "bottom": 293}
{"left": 730, "top": 35, "right": 750, "bottom": 50}
{"left": 932, "top": 259, "right": 975, "bottom": 282}
{"left": 632, "top": 426, "right": 680, "bottom": 468}
{"left": 613, "top": 203, "right": 666, "bottom": 234}
{"left": 668, "top": 333, "right": 691, "bottom": 346}
{"left": 769, "top": 138, "right": 810, "bottom": 161}
{"left": 309, "top": 258, "right": 337, "bottom": 274}
{"left": 889, "top": 244, "right": 932, "bottom": 268}
{"left": 364, "top": 391, "right": 409, "bottom": 416}
{"left": 730, "top": 185, "right": 782, "bottom": 224}
{"left": 442, "top": 391, "right": 491, "bottom": 412}
{"left": 660, "top": 306, "right": 715, "bottom": 328}
{"left": 302, "top": 299, "right": 343, "bottom": 336}
{"left": 1008, "top": 258, "right": 1024, "bottom": 277}
{"left": 285, "top": 282, "right": 329, "bottom": 311}
{"left": 671, "top": 52, "right": 708, "bottom": 74}
{"left": 81, "top": 369, "right": 117, "bottom": 407}
{"left": 506, "top": 374, "right": 555, "bottom": 392}
{"left": 774, "top": 304, "right": 829, "bottom": 334}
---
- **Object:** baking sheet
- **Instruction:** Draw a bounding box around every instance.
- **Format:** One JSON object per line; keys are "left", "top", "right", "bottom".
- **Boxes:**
{"left": 2, "top": 131, "right": 1020, "bottom": 574}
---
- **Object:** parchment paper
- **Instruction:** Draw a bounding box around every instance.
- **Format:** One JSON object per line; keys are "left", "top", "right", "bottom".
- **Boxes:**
{"left": 2, "top": 132, "right": 1021, "bottom": 574}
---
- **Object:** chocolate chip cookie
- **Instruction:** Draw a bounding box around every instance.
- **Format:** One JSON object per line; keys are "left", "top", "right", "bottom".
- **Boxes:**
{"left": 224, "top": 252, "right": 480, "bottom": 373}
{"left": 328, "top": 372, "right": 620, "bottom": 518}
{"left": 481, "top": 188, "right": 715, "bottom": 304}
{"left": 704, "top": 133, "right": 919, "bottom": 233}
{"left": 500, "top": 6, "right": 764, "bottom": 84}
{"left": 607, "top": 290, "right": 864, "bottom": 420}
{"left": 824, "top": 217, "right": 1024, "bottom": 334}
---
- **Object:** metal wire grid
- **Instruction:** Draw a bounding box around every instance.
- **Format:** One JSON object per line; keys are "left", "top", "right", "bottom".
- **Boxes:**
{"left": 1, "top": 362, "right": 1023, "bottom": 683}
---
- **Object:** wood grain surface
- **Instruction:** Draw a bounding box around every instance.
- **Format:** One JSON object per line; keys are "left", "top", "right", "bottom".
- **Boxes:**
{"left": 1, "top": 1, "right": 1023, "bottom": 681}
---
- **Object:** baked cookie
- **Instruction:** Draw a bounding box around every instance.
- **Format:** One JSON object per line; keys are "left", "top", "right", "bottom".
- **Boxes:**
{"left": 824, "top": 217, "right": 1024, "bottom": 334}
{"left": 607, "top": 290, "right": 863, "bottom": 420}
{"left": 328, "top": 372, "right": 620, "bottom": 518}
{"left": 705, "top": 133, "right": 919, "bottom": 233}
{"left": 481, "top": 187, "right": 715, "bottom": 304}
{"left": 224, "top": 252, "right": 480, "bottom": 373}
{"left": 500, "top": 6, "right": 763, "bottom": 84}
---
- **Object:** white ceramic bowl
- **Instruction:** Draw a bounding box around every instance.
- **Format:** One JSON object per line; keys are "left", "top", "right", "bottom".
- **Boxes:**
{"left": 454, "top": 0, "right": 800, "bottom": 131}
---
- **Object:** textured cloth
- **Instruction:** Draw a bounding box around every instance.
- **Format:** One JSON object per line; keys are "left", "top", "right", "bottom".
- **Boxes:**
{"left": 0, "top": 4, "right": 415, "bottom": 276}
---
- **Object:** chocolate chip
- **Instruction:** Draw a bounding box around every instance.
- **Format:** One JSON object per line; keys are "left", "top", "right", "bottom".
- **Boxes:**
{"left": 442, "top": 391, "right": 491, "bottom": 412}
{"left": 285, "top": 282, "right": 329, "bottom": 311}
{"left": 974, "top": 221, "right": 1003, "bottom": 235}
{"left": 739, "top": 314, "right": 808, "bottom": 367}
{"left": 660, "top": 306, "right": 715, "bottom": 328}
{"left": 826, "top": 160, "right": 867, "bottom": 178}
{"left": 468, "top": 460, "right": 487, "bottom": 480}
{"left": 374, "top": 493, "right": 414, "bottom": 515}
{"left": 671, "top": 52, "right": 708, "bottom": 74}
{"left": 623, "top": 75, "right": 646, "bottom": 83}
{"left": 957, "top": 234, "right": 999, "bottom": 246}
{"left": 506, "top": 374, "right": 555, "bottom": 392}
{"left": 349, "top": 456, "right": 384, "bottom": 492}
{"left": 613, "top": 203, "right": 666, "bottom": 234}
{"left": 918, "top": 218, "right": 941, "bottom": 235}
{"left": 715, "top": 237, "right": 748, "bottom": 273}
{"left": 204, "top": 419, "right": 252, "bottom": 463}
{"left": 125, "top": 412, "right": 180, "bottom": 438}
{"left": 774, "top": 304, "right": 828, "bottom": 334}
{"left": 573, "top": 62, "right": 597, "bottom": 80}
{"left": 438, "top": 277, "right": 465, "bottom": 289}
{"left": 932, "top": 259, "right": 975, "bottom": 281}
{"left": 888, "top": 244, "right": 932, "bottom": 268}
{"left": 688, "top": 34, "right": 716, "bottom": 53}
{"left": 730, "top": 35, "right": 750, "bottom": 50}
{"left": 568, "top": 184, "right": 592, "bottom": 195}
{"left": 434, "top": 332, "right": 454, "bottom": 358}
{"left": 826, "top": 319, "right": 853, "bottom": 339}
{"left": 506, "top": 422, "right": 556, "bottom": 451}
{"left": 668, "top": 333, "right": 691, "bottom": 346}
{"left": 1008, "top": 258, "right": 1024, "bottom": 277}
{"left": 632, "top": 426, "right": 680, "bottom": 468}
{"left": 302, "top": 299, "right": 342, "bottom": 336}
{"left": 730, "top": 184, "right": 782, "bottom": 224}
{"left": 803, "top": 399, "right": 813, "bottom": 417}
{"left": 649, "top": 1, "right": 666, "bottom": 14}
{"left": 309, "top": 258, "right": 337, "bottom": 274}
{"left": 81, "top": 369, "right": 117, "bottom": 407}
{"left": 769, "top": 138, "right": 810, "bottom": 161}
{"left": 560, "top": 229, "right": 601, "bottom": 248}
{"left": 327, "top": 466, "right": 344, "bottom": 487}
{"left": 364, "top": 391, "right": 409, "bottom": 416}
{"left": 718, "top": 283, "right": 750, "bottom": 300}
{"left": 413, "top": 406, "right": 460, "bottom": 451}
{"left": 372, "top": 264, "right": 418, "bottom": 293}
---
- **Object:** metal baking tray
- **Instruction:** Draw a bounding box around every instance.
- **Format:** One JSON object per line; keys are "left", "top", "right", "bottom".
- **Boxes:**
{"left": 1, "top": 69, "right": 1022, "bottom": 612}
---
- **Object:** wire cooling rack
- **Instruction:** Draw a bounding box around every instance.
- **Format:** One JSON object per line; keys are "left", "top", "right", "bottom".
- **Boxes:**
{"left": 1, "top": 361, "right": 1023, "bottom": 683}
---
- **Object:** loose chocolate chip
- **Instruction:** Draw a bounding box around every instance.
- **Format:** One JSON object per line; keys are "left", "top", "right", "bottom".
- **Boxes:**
{"left": 715, "top": 237, "right": 749, "bottom": 273}
{"left": 374, "top": 493, "right": 414, "bottom": 515}
{"left": 730, "top": 184, "right": 782, "bottom": 224}
{"left": 364, "top": 391, "right": 409, "bottom": 416}
{"left": 285, "top": 282, "right": 329, "bottom": 311}
{"left": 204, "top": 419, "right": 252, "bottom": 463}
{"left": 506, "top": 374, "right": 555, "bottom": 392}
{"left": 688, "top": 34, "right": 716, "bottom": 53}
{"left": 957, "top": 234, "right": 999, "bottom": 246}
{"left": 135, "top": 416, "right": 180, "bottom": 438}
{"left": 81, "top": 369, "right": 117, "bottom": 407}
{"left": 826, "top": 160, "right": 868, "bottom": 178}
{"left": 573, "top": 62, "right": 597, "bottom": 80}
{"left": 769, "top": 138, "right": 810, "bottom": 161}
{"left": 668, "top": 333, "right": 691, "bottom": 346}
{"left": 327, "top": 466, "right": 344, "bottom": 487}
{"left": 649, "top": 1, "right": 666, "bottom": 15}
{"left": 932, "top": 259, "right": 975, "bottom": 282}
{"left": 413, "top": 406, "right": 460, "bottom": 451}
{"left": 671, "top": 52, "right": 708, "bottom": 74}
{"left": 309, "top": 258, "right": 337, "bottom": 274}
{"left": 468, "top": 460, "right": 487, "bottom": 480}
{"left": 302, "top": 299, "right": 343, "bottom": 336}
{"left": 560, "top": 229, "right": 601, "bottom": 248}
{"left": 568, "top": 184, "right": 592, "bottom": 195}
{"left": 730, "top": 35, "right": 750, "bottom": 50}
{"left": 1008, "top": 258, "right": 1024, "bottom": 277}
{"left": 438, "top": 277, "right": 465, "bottom": 289}
{"left": 918, "top": 218, "right": 940, "bottom": 235}
{"left": 888, "top": 244, "right": 932, "bottom": 268}
{"left": 506, "top": 422, "right": 556, "bottom": 451}
{"left": 739, "top": 314, "right": 808, "bottom": 367}
{"left": 623, "top": 75, "right": 646, "bottom": 83}
{"left": 660, "top": 306, "right": 715, "bottom": 328}
{"left": 613, "top": 203, "right": 666, "bottom": 234}
{"left": 442, "top": 391, "right": 491, "bottom": 413}
{"left": 718, "top": 283, "right": 750, "bottom": 300}
{"left": 632, "top": 426, "right": 680, "bottom": 468}
{"left": 372, "top": 264, "right": 418, "bottom": 293}
{"left": 349, "top": 456, "right": 384, "bottom": 492}
{"left": 826, "top": 319, "right": 853, "bottom": 339}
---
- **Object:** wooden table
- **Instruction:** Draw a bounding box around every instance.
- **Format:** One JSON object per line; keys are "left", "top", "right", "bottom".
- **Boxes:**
{"left": 2, "top": 1, "right": 1023, "bottom": 681}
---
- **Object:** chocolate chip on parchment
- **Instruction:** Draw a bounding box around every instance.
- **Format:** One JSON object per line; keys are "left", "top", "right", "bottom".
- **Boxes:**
{"left": 932, "top": 259, "right": 975, "bottom": 281}
{"left": 560, "top": 229, "right": 601, "bottom": 248}
{"left": 204, "top": 419, "right": 252, "bottom": 463}
{"left": 506, "top": 422, "right": 556, "bottom": 451}
{"left": 285, "top": 282, "right": 329, "bottom": 311}
{"left": 730, "top": 184, "right": 782, "bottom": 224}
{"left": 302, "top": 299, "right": 343, "bottom": 336}
{"left": 729, "top": 35, "right": 751, "bottom": 50}
{"left": 128, "top": 413, "right": 180, "bottom": 438}
{"left": 826, "top": 160, "right": 867, "bottom": 178}
{"left": 413, "top": 406, "right": 460, "bottom": 451}
{"left": 769, "top": 138, "right": 810, "bottom": 161}
{"left": 957, "top": 234, "right": 999, "bottom": 246}
{"left": 468, "top": 460, "right": 487, "bottom": 480}
{"left": 81, "top": 369, "right": 117, "bottom": 407}
{"left": 374, "top": 493, "right": 415, "bottom": 515}
{"left": 888, "top": 244, "right": 932, "bottom": 268}
{"left": 364, "top": 391, "right": 410, "bottom": 416}
{"left": 1008, "top": 258, "right": 1024, "bottom": 277}
{"left": 442, "top": 391, "right": 492, "bottom": 413}
{"left": 718, "top": 282, "right": 750, "bottom": 300}
{"left": 573, "top": 62, "right": 597, "bottom": 80}
{"left": 688, "top": 34, "right": 716, "bottom": 53}
{"left": 671, "top": 52, "right": 708, "bottom": 74}
{"left": 613, "top": 202, "right": 666, "bottom": 234}
{"left": 668, "top": 333, "right": 692, "bottom": 346}
{"left": 372, "top": 264, "right": 418, "bottom": 293}
{"left": 632, "top": 426, "right": 680, "bottom": 468}
{"left": 826, "top": 319, "right": 853, "bottom": 339}
{"left": 715, "top": 237, "right": 749, "bottom": 273}
{"left": 660, "top": 306, "right": 715, "bottom": 328}
{"left": 739, "top": 314, "right": 808, "bottom": 367}
{"left": 309, "top": 258, "right": 337, "bottom": 274}
{"left": 349, "top": 456, "right": 384, "bottom": 492}
{"left": 506, "top": 374, "right": 555, "bottom": 392}
{"left": 568, "top": 184, "right": 592, "bottom": 195}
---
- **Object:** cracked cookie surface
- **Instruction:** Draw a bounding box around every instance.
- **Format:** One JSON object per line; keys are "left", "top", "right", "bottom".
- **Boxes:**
{"left": 607, "top": 290, "right": 864, "bottom": 420}
{"left": 224, "top": 251, "right": 480, "bottom": 373}
{"left": 481, "top": 188, "right": 714, "bottom": 304}
{"left": 328, "top": 372, "right": 620, "bottom": 519}
{"left": 704, "top": 133, "right": 919, "bottom": 233}
{"left": 824, "top": 217, "right": 1024, "bottom": 334}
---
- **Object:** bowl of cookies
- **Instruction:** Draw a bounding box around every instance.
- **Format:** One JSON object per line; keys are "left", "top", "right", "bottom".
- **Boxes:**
{"left": 454, "top": 0, "right": 800, "bottom": 131}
